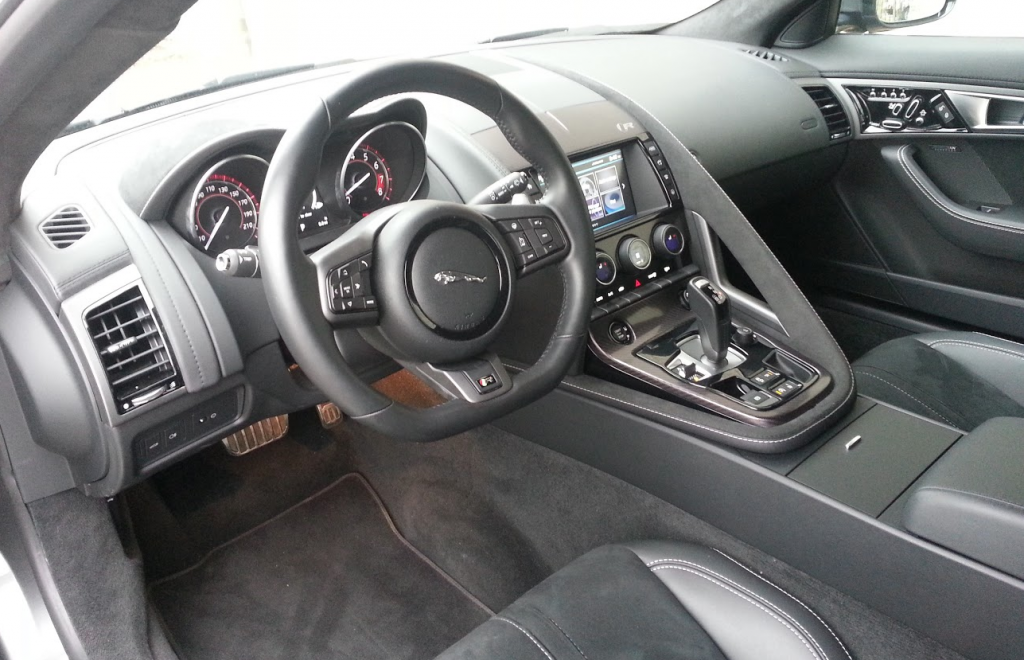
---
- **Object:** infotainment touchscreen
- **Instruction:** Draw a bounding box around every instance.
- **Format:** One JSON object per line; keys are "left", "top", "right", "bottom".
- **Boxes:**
{"left": 571, "top": 149, "right": 636, "bottom": 233}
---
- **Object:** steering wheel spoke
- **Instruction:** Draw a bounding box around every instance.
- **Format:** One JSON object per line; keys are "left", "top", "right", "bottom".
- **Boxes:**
{"left": 407, "top": 352, "right": 513, "bottom": 404}
{"left": 309, "top": 209, "right": 394, "bottom": 327}
{"left": 476, "top": 203, "right": 571, "bottom": 278}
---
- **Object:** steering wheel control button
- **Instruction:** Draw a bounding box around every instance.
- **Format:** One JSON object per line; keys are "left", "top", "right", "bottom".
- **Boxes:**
{"left": 652, "top": 224, "right": 684, "bottom": 258}
{"left": 769, "top": 379, "right": 802, "bottom": 400}
{"left": 328, "top": 254, "right": 375, "bottom": 314}
{"left": 409, "top": 227, "right": 500, "bottom": 334}
{"left": 496, "top": 219, "right": 525, "bottom": 233}
{"left": 608, "top": 320, "right": 635, "bottom": 345}
{"left": 749, "top": 368, "right": 782, "bottom": 388}
{"left": 509, "top": 232, "right": 532, "bottom": 254}
{"left": 618, "top": 236, "right": 652, "bottom": 272}
{"left": 595, "top": 252, "right": 617, "bottom": 286}
{"left": 741, "top": 389, "right": 781, "bottom": 410}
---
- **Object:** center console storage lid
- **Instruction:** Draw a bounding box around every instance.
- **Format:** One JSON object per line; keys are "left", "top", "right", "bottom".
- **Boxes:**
{"left": 903, "top": 417, "right": 1024, "bottom": 581}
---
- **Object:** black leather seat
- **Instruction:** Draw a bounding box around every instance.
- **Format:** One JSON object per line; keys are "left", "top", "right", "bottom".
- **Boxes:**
{"left": 437, "top": 541, "right": 850, "bottom": 660}
{"left": 853, "top": 331, "right": 1024, "bottom": 431}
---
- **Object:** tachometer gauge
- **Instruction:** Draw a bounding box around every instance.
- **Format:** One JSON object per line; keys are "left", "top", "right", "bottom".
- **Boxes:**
{"left": 189, "top": 155, "right": 268, "bottom": 253}
{"left": 192, "top": 175, "right": 259, "bottom": 252}
{"left": 340, "top": 145, "right": 393, "bottom": 215}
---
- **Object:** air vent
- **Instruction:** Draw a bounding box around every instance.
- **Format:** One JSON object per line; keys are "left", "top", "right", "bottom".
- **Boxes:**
{"left": 803, "top": 85, "right": 853, "bottom": 141}
{"left": 39, "top": 206, "right": 91, "bottom": 249}
{"left": 743, "top": 48, "right": 789, "bottom": 63}
{"left": 85, "top": 285, "right": 179, "bottom": 413}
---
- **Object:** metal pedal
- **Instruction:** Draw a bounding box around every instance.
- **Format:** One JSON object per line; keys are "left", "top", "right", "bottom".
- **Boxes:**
{"left": 222, "top": 415, "right": 289, "bottom": 456}
{"left": 316, "top": 402, "right": 343, "bottom": 429}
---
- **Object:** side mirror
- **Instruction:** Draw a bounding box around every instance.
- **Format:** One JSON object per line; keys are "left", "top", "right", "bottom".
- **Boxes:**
{"left": 873, "top": 0, "right": 955, "bottom": 27}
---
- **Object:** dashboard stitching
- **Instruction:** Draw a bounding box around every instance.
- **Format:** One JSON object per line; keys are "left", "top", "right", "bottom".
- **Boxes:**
{"left": 896, "top": 145, "right": 1024, "bottom": 236}
{"left": 55, "top": 250, "right": 131, "bottom": 294}
{"left": 649, "top": 565, "right": 823, "bottom": 660}
{"left": 118, "top": 208, "right": 207, "bottom": 387}
{"left": 711, "top": 549, "right": 853, "bottom": 660}
{"left": 503, "top": 361, "right": 855, "bottom": 446}
{"left": 645, "top": 557, "right": 834, "bottom": 660}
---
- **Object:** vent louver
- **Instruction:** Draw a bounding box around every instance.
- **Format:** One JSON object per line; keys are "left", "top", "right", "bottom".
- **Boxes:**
{"left": 85, "top": 285, "right": 179, "bottom": 413}
{"left": 40, "top": 206, "right": 91, "bottom": 248}
{"left": 743, "top": 48, "right": 789, "bottom": 63}
{"left": 803, "top": 85, "right": 852, "bottom": 141}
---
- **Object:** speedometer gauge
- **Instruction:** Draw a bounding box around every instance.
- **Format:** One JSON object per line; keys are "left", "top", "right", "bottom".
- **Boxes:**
{"left": 189, "top": 155, "right": 268, "bottom": 253}
{"left": 192, "top": 175, "right": 259, "bottom": 252}
{"left": 341, "top": 145, "right": 393, "bottom": 214}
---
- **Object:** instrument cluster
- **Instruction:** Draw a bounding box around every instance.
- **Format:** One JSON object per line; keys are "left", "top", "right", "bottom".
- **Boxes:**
{"left": 180, "top": 120, "right": 427, "bottom": 254}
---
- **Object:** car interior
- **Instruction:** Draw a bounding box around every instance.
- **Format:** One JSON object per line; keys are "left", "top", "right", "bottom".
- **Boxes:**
{"left": 0, "top": 0, "right": 1023, "bottom": 658}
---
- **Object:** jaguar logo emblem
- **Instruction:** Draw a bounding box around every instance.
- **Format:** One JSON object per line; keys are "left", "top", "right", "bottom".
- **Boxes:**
{"left": 433, "top": 271, "right": 487, "bottom": 285}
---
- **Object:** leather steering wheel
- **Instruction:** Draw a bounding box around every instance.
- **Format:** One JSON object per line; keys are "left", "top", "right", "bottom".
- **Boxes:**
{"left": 260, "top": 60, "right": 595, "bottom": 441}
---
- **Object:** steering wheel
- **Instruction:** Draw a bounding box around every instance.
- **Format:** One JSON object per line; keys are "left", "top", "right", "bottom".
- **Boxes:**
{"left": 260, "top": 60, "right": 595, "bottom": 442}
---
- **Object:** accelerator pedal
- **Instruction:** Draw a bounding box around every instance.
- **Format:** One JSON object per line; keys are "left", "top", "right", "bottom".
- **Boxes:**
{"left": 316, "top": 402, "right": 344, "bottom": 429}
{"left": 222, "top": 415, "right": 289, "bottom": 456}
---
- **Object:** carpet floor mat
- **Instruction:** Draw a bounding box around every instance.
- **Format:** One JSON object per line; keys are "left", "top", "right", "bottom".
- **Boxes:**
{"left": 149, "top": 473, "right": 491, "bottom": 660}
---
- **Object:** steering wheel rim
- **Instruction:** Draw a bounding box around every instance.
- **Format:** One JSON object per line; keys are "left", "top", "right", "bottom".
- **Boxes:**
{"left": 260, "top": 60, "right": 594, "bottom": 441}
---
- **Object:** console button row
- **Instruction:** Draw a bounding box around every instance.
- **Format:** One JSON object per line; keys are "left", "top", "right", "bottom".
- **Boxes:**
{"left": 135, "top": 390, "right": 240, "bottom": 467}
{"left": 497, "top": 217, "right": 566, "bottom": 268}
{"left": 591, "top": 270, "right": 690, "bottom": 321}
{"left": 327, "top": 255, "right": 376, "bottom": 313}
{"left": 642, "top": 138, "right": 680, "bottom": 203}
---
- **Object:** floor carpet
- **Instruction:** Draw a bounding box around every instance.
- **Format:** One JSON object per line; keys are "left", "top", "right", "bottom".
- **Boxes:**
{"left": 149, "top": 474, "right": 491, "bottom": 660}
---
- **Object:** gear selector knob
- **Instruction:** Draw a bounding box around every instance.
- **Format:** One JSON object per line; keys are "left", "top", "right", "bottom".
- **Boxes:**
{"left": 686, "top": 277, "right": 731, "bottom": 365}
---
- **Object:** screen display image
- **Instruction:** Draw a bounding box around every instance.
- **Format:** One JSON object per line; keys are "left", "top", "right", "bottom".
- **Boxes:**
{"left": 571, "top": 149, "right": 637, "bottom": 233}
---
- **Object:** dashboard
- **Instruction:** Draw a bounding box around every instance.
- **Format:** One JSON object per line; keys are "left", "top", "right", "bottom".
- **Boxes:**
{"left": 6, "top": 34, "right": 859, "bottom": 498}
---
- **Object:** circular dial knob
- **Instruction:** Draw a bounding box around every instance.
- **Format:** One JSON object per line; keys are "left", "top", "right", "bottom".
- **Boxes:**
{"left": 617, "top": 236, "right": 653, "bottom": 272}
{"left": 595, "top": 251, "right": 618, "bottom": 286}
{"left": 651, "top": 223, "right": 685, "bottom": 258}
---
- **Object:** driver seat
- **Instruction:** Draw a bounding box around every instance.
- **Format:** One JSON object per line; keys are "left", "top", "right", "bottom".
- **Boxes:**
{"left": 436, "top": 541, "right": 850, "bottom": 660}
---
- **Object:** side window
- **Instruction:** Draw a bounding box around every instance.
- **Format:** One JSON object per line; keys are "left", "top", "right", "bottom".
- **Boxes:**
{"left": 838, "top": 0, "right": 1024, "bottom": 37}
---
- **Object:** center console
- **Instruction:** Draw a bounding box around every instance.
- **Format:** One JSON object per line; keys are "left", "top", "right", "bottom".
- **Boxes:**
{"left": 561, "top": 135, "right": 832, "bottom": 427}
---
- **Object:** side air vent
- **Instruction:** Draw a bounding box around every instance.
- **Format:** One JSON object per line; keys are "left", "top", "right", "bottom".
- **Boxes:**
{"left": 803, "top": 85, "right": 853, "bottom": 141}
{"left": 85, "top": 285, "right": 179, "bottom": 413}
{"left": 39, "top": 206, "right": 91, "bottom": 249}
{"left": 743, "top": 48, "right": 789, "bottom": 63}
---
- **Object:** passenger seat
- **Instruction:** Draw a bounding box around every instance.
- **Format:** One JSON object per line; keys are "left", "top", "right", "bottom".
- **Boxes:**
{"left": 852, "top": 331, "right": 1024, "bottom": 431}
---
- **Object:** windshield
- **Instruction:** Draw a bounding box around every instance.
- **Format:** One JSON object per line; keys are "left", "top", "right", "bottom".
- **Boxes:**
{"left": 73, "top": 0, "right": 718, "bottom": 130}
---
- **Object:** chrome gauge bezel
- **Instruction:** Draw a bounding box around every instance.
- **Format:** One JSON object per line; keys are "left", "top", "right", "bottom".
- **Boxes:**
{"left": 336, "top": 121, "right": 427, "bottom": 217}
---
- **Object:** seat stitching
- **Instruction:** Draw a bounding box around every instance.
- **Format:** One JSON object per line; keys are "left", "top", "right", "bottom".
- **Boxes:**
{"left": 710, "top": 550, "right": 852, "bottom": 660}
{"left": 496, "top": 617, "right": 556, "bottom": 660}
{"left": 502, "top": 361, "right": 855, "bottom": 446}
{"left": 650, "top": 565, "right": 823, "bottom": 660}
{"left": 923, "top": 339, "right": 1024, "bottom": 362}
{"left": 646, "top": 558, "right": 832, "bottom": 660}
{"left": 542, "top": 614, "right": 590, "bottom": 660}
{"left": 854, "top": 371, "right": 957, "bottom": 427}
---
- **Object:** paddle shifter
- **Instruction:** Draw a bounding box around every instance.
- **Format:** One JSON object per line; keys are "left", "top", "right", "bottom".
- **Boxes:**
{"left": 686, "top": 277, "right": 731, "bottom": 366}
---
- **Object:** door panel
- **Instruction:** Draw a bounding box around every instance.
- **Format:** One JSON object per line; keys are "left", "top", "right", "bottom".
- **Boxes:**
{"left": 763, "top": 36, "right": 1024, "bottom": 344}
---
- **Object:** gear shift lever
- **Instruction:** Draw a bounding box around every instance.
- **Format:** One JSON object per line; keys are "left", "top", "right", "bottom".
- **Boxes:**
{"left": 686, "top": 277, "right": 731, "bottom": 365}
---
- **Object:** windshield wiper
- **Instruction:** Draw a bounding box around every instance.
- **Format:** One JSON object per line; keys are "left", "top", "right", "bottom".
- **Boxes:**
{"left": 482, "top": 27, "right": 569, "bottom": 43}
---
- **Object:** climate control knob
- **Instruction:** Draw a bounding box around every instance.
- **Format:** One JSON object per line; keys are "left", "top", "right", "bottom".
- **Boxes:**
{"left": 617, "top": 236, "right": 653, "bottom": 272}
{"left": 652, "top": 224, "right": 685, "bottom": 258}
{"left": 595, "top": 251, "right": 617, "bottom": 286}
